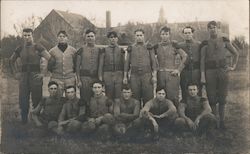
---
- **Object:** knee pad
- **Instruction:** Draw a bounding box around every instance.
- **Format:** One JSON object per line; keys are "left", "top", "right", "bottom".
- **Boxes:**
{"left": 113, "top": 123, "right": 126, "bottom": 135}
{"left": 103, "top": 113, "right": 115, "bottom": 125}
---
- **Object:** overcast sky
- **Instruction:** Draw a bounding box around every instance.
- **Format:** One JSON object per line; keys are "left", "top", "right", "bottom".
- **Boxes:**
{"left": 1, "top": 0, "right": 249, "bottom": 41}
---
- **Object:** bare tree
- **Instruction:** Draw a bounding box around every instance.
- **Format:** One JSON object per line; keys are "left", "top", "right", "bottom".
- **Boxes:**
{"left": 13, "top": 14, "right": 43, "bottom": 36}
{"left": 232, "top": 36, "right": 248, "bottom": 50}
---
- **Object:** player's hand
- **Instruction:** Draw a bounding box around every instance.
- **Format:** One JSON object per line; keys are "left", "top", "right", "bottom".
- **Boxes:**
{"left": 149, "top": 116, "right": 159, "bottom": 133}
{"left": 225, "top": 66, "right": 235, "bottom": 72}
{"left": 170, "top": 69, "right": 180, "bottom": 76}
{"left": 194, "top": 118, "right": 200, "bottom": 129}
{"left": 186, "top": 118, "right": 195, "bottom": 130}
{"left": 77, "top": 80, "right": 82, "bottom": 88}
{"left": 152, "top": 122, "right": 159, "bottom": 133}
{"left": 123, "top": 77, "right": 128, "bottom": 84}
{"left": 140, "top": 110, "right": 148, "bottom": 118}
{"left": 33, "top": 73, "right": 44, "bottom": 79}
{"left": 14, "top": 72, "right": 21, "bottom": 80}
{"left": 31, "top": 115, "right": 43, "bottom": 127}
{"left": 158, "top": 114, "right": 165, "bottom": 119}
{"left": 152, "top": 114, "right": 159, "bottom": 118}
{"left": 99, "top": 76, "right": 103, "bottom": 81}
{"left": 151, "top": 76, "right": 157, "bottom": 85}
{"left": 201, "top": 73, "right": 206, "bottom": 84}
{"left": 153, "top": 114, "right": 163, "bottom": 119}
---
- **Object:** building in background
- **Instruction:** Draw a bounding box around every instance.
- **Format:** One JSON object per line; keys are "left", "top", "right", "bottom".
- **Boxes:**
{"left": 34, "top": 9, "right": 230, "bottom": 48}
{"left": 32, "top": 9, "right": 247, "bottom": 70}
{"left": 33, "top": 9, "right": 96, "bottom": 49}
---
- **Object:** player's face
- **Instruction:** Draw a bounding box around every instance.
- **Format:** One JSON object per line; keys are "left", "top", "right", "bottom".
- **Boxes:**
{"left": 85, "top": 32, "right": 96, "bottom": 44}
{"left": 65, "top": 88, "right": 76, "bottom": 100}
{"left": 122, "top": 89, "right": 132, "bottom": 100}
{"left": 57, "top": 33, "right": 68, "bottom": 44}
{"left": 48, "top": 84, "right": 58, "bottom": 97}
{"left": 135, "top": 31, "right": 144, "bottom": 43}
{"left": 109, "top": 35, "right": 118, "bottom": 45}
{"left": 160, "top": 31, "right": 170, "bottom": 42}
{"left": 156, "top": 89, "right": 166, "bottom": 101}
{"left": 183, "top": 28, "right": 193, "bottom": 41}
{"left": 92, "top": 83, "right": 103, "bottom": 96}
{"left": 188, "top": 85, "right": 198, "bottom": 97}
{"left": 208, "top": 25, "right": 218, "bottom": 36}
{"left": 23, "top": 32, "right": 33, "bottom": 43}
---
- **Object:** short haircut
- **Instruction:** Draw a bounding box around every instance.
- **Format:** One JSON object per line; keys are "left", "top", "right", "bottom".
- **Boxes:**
{"left": 57, "top": 30, "right": 68, "bottom": 37}
{"left": 134, "top": 28, "right": 145, "bottom": 34}
{"left": 85, "top": 29, "right": 96, "bottom": 35}
{"left": 160, "top": 26, "right": 171, "bottom": 33}
{"left": 107, "top": 31, "right": 118, "bottom": 38}
{"left": 65, "top": 85, "right": 76, "bottom": 92}
{"left": 122, "top": 84, "right": 132, "bottom": 90}
{"left": 92, "top": 80, "right": 104, "bottom": 87}
{"left": 156, "top": 86, "right": 166, "bottom": 93}
{"left": 182, "top": 26, "right": 195, "bottom": 33}
{"left": 48, "top": 81, "right": 58, "bottom": 88}
{"left": 207, "top": 21, "right": 218, "bottom": 28}
{"left": 186, "top": 82, "right": 199, "bottom": 89}
{"left": 23, "top": 28, "right": 33, "bottom": 34}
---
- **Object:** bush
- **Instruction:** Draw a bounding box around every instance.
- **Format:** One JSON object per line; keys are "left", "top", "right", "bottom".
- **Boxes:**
{"left": 1, "top": 35, "right": 23, "bottom": 58}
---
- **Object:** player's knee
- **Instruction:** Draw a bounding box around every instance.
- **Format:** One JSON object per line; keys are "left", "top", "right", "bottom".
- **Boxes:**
{"left": 103, "top": 113, "right": 115, "bottom": 125}
{"left": 67, "top": 120, "right": 81, "bottom": 132}
{"left": 204, "top": 113, "right": 216, "bottom": 120}
{"left": 131, "top": 118, "right": 143, "bottom": 128}
{"left": 174, "top": 118, "right": 186, "bottom": 130}
{"left": 56, "top": 126, "right": 64, "bottom": 135}
{"left": 169, "top": 112, "right": 178, "bottom": 121}
{"left": 98, "top": 124, "right": 109, "bottom": 133}
{"left": 48, "top": 121, "right": 58, "bottom": 130}
{"left": 81, "top": 121, "right": 96, "bottom": 133}
{"left": 201, "top": 113, "right": 217, "bottom": 127}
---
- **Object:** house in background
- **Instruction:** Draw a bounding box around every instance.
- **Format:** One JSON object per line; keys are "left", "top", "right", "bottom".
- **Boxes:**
{"left": 33, "top": 9, "right": 96, "bottom": 49}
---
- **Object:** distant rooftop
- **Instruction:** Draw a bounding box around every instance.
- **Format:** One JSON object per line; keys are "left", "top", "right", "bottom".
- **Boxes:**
{"left": 53, "top": 9, "right": 87, "bottom": 30}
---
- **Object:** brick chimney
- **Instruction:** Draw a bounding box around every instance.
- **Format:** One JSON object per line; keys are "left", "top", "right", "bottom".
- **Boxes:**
{"left": 106, "top": 11, "right": 111, "bottom": 28}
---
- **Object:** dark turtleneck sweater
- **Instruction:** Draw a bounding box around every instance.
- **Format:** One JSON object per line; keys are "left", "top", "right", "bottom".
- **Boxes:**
{"left": 58, "top": 43, "right": 68, "bottom": 52}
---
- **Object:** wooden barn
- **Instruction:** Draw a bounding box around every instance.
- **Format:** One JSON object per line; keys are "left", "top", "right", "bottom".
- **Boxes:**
{"left": 33, "top": 9, "right": 96, "bottom": 50}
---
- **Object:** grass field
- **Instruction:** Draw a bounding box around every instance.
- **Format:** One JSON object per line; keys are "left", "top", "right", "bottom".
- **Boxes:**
{"left": 1, "top": 71, "right": 250, "bottom": 154}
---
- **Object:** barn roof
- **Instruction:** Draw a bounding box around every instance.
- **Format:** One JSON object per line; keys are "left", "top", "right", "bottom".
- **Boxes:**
{"left": 53, "top": 9, "right": 89, "bottom": 30}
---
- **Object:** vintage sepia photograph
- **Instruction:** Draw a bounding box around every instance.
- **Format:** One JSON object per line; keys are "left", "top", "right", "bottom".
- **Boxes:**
{"left": 1, "top": 0, "right": 249, "bottom": 153}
